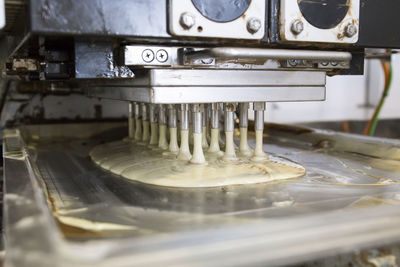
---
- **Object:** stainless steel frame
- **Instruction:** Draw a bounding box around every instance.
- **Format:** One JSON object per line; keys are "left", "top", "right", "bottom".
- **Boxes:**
{"left": 183, "top": 47, "right": 352, "bottom": 62}
{"left": 88, "top": 69, "right": 326, "bottom": 103}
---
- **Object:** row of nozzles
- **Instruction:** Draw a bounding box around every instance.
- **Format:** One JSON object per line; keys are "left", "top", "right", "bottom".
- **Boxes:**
{"left": 128, "top": 102, "right": 268, "bottom": 164}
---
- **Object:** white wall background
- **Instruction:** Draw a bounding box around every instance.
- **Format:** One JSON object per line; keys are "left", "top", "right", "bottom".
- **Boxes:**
{"left": 266, "top": 53, "right": 400, "bottom": 123}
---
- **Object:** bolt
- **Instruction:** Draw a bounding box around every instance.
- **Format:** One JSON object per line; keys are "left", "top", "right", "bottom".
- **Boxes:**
{"left": 142, "top": 49, "right": 154, "bottom": 63}
{"left": 180, "top": 12, "right": 195, "bottom": 29}
{"left": 321, "top": 61, "right": 329, "bottom": 66}
{"left": 156, "top": 49, "right": 168, "bottom": 63}
{"left": 247, "top": 18, "right": 262, "bottom": 34}
{"left": 331, "top": 61, "right": 338, "bottom": 66}
{"left": 288, "top": 59, "right": 298, "bottom": 66}
{"left": 201, "top": 58, "right": 214, "bottom": 64}
{"left": 344, "top": 23, "right": 357, "bottom": 37}
{"left": 291, "top": 20, "right": 304, "bottom": 35}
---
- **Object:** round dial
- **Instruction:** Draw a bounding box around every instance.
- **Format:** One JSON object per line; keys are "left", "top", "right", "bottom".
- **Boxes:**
{"left": 191, "top": 0, "right": 252, "bottom": 23}
{"left": 298, "top": 0, "right": 350, "bottom": 29}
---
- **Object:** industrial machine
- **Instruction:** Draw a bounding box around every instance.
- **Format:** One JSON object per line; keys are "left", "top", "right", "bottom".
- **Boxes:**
{"left": 2, "top": 0, "right": 400, "bottom": 266}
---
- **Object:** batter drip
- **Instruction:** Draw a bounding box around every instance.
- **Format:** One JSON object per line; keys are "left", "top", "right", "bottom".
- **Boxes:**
{"left": 149, "top": 123, "right": 158, "bottom": 146}
{"left": 158, "top": 125, "right": 168, "bottom": 150}
{"left": 208, "top": 128, "right": 221, "bottom": 154}
{"left": 134, "top": 118, "right": 142, "bottom": 141}
{"left": 191, "top": 133, "right": 206, "bottom": 164}
{"left": 177, "top": 130, "right": 191, "bottom": 161}
{"left": 141, "top": 120, "right": 150, "bottom": 144}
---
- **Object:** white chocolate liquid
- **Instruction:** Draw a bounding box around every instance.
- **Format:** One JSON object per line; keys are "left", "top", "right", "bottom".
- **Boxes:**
{"left": 149, "top": 123, "right": 158, "bottom": 146}
{"left": 134, "top": 119, "right": 142, "bottom": 141}
{"left": 158, "top": 125, "right": 168, "bottom": 150}
{"left": 208, "top": 128, "right": 221, "bottom": 153}
{"left": 168, "top": 127, "right": 179, "bottom": 154}
{"left": 177, "top": 130, "right": 191, "bottom": 161}
{"left": 239, "top": 127, "right": 252, "bottom": 157}
{"left": 252, "top": 130, "right": 268, "bottom": 161}
{"left": 202, "top": 126, "right": 209, "bottom": 149}
{"left": 90, "top": 137, "right": 306, "bottom": 188}
{"left": 128, "top": 117, "right": 135, "bottom": 139}
{"left": 222, "top": 131, "right": 237, "bottom": 161}
{"left": 141, "top": 120, "right": 150, "bottom": 143}
{"left": 190, "top": 133, "right": 206, "bottom": 164}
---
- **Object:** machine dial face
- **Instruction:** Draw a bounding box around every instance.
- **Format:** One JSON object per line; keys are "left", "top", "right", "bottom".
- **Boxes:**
{"left": 298, "top": 0, "right": 350, "bottom": 29}
{"left": 191, "top": 0, "right": 252, "bottom": 23}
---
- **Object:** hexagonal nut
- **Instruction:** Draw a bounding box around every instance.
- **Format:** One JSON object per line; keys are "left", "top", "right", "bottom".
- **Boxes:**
{"left": 291, "top": 20, "right": 304, "bottom": 35}
{"left": 179, "top": 12, "right": 195, "bottom": 29}
{"left": 345, "top": 24, "right": 357, "bottom": 38}
{"left": 247, "top": 18, "right": 262, "bottom": 34}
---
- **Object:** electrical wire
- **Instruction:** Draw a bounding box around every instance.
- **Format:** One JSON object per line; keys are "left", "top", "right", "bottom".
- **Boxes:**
{"left": 364, "top": 60, "right": 393, "bottom": 136}
{"left": 342, "top": 121, "right": 350, "bottom": 133}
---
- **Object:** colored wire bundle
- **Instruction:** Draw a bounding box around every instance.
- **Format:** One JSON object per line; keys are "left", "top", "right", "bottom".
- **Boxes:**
{"left": 364, "top": 60, "right": 393, "bottom": 136}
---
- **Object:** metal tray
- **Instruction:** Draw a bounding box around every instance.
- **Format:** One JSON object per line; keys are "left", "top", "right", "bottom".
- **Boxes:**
{"left": 4, "top": 122, "right": 400, "bottom": 266}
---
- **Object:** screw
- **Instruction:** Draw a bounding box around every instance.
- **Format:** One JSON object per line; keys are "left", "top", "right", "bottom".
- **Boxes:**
{"left": 142, "top": 49, "right": 154, "bottom": 63}
{"left": 247, "top": 18, "right": 261, "bottom": 34}
{"left": 344, "top": 23, "right": 357, "bottom": 37}
{"left": 331, "top": 61, "right": 338, "bottom": 66}
{"left": 180, "top": 12, "right": 195, "bottom": 29}
{"left": 288, "top": 59, "right": 298, "bottom": 66}
{"left": 156, "top": 49, "right": 168, "bottom": 63}
{"left": 200, "top": 58, "right": 214, "bottom": 64}
{"left": 321, "top": 61, "right": 329, "bottom": 66}
{"left": 291, "top": 20, "right": 304, "bottom": 35}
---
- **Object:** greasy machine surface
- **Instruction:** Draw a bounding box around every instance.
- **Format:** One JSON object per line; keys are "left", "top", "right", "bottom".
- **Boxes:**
{"left": 26, "top": 123, "right": 400, "bottom": 237}
{"left": 4, "top": 122, "right": 400, "bottom": 266}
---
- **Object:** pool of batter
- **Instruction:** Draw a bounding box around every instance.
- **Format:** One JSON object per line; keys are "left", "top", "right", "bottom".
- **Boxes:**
{"left": 90, "top": 135, "right": 306, "bottom": 188}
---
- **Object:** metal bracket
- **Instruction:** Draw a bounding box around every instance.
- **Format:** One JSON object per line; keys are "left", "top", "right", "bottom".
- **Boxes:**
{"left": 169, "top": 0, "right": 265, "bottom": 40}
{"left": 183, "top": 47, "right": 352, "bottom": 62}
{"left": 279, "top": 0, "right": 360, "bottom": 44}
{"left": 124, "top": 45, "right": 174, "bottom": 66}
{"left": 88, "top": 68, "right": 327, "bottom": 103}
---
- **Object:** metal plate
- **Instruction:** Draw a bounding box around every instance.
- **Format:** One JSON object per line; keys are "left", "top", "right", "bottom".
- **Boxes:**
{"left": 124, "top": 46, "right": 174, "bottom": 66}
{"left": 280, "top": 0, "right": 360, "bottom": 44}
{"left": 88, "top": 85, "right": 325, "bottom": 103}
{"left": 87, "top": 69, "right": 326, "bottom": 103}
{"left": 169, "top": 0, "right": 265, "bottom": 39}
{"left": 4, "top": 123, "right": 400, "bottom": 266}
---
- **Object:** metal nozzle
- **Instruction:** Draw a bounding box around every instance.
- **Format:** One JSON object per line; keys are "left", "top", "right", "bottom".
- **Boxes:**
{"left": 239, "top": 102, "right": 249, "bottom": 128}
{"left": 129, "top": 102, "right": 134, "bottom": 118}
{"left": 134, "top": 102, "right": 141, "bottom": 119}
{"left": 158, "top": 104, "right": 167, "bottom": 125}
{"left": 149, "top": 104, "right": 157, "bottom": 123}
{"left": 168, "top": 104, "right": 177, "bottom": 128}
{"left": 202, "top": 104, "right": 208, "bottom": 127}
{"left": 179, "top": 104, "right": 189, "bottom": 130}
{"left": 210, "top": 103, "right": 219, "bottom": 129}
{"left": 224, "top": 103, "right": 236, "bottom": 132}
{"left": 253, "top": 102, "right": 266, "bottom": 131}
{"left": 141, "top": 103, "right": 148, "bottom": 121}
{"left": 191, "top": 104, "right": 203, "bottom": 134}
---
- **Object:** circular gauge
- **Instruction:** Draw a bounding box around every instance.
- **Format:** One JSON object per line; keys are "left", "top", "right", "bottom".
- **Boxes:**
{"left": 191, "top": 0, "right": 252, "bottom": 23}
{"left": 298, "top": 0, "right": 350, "bottom": 29}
